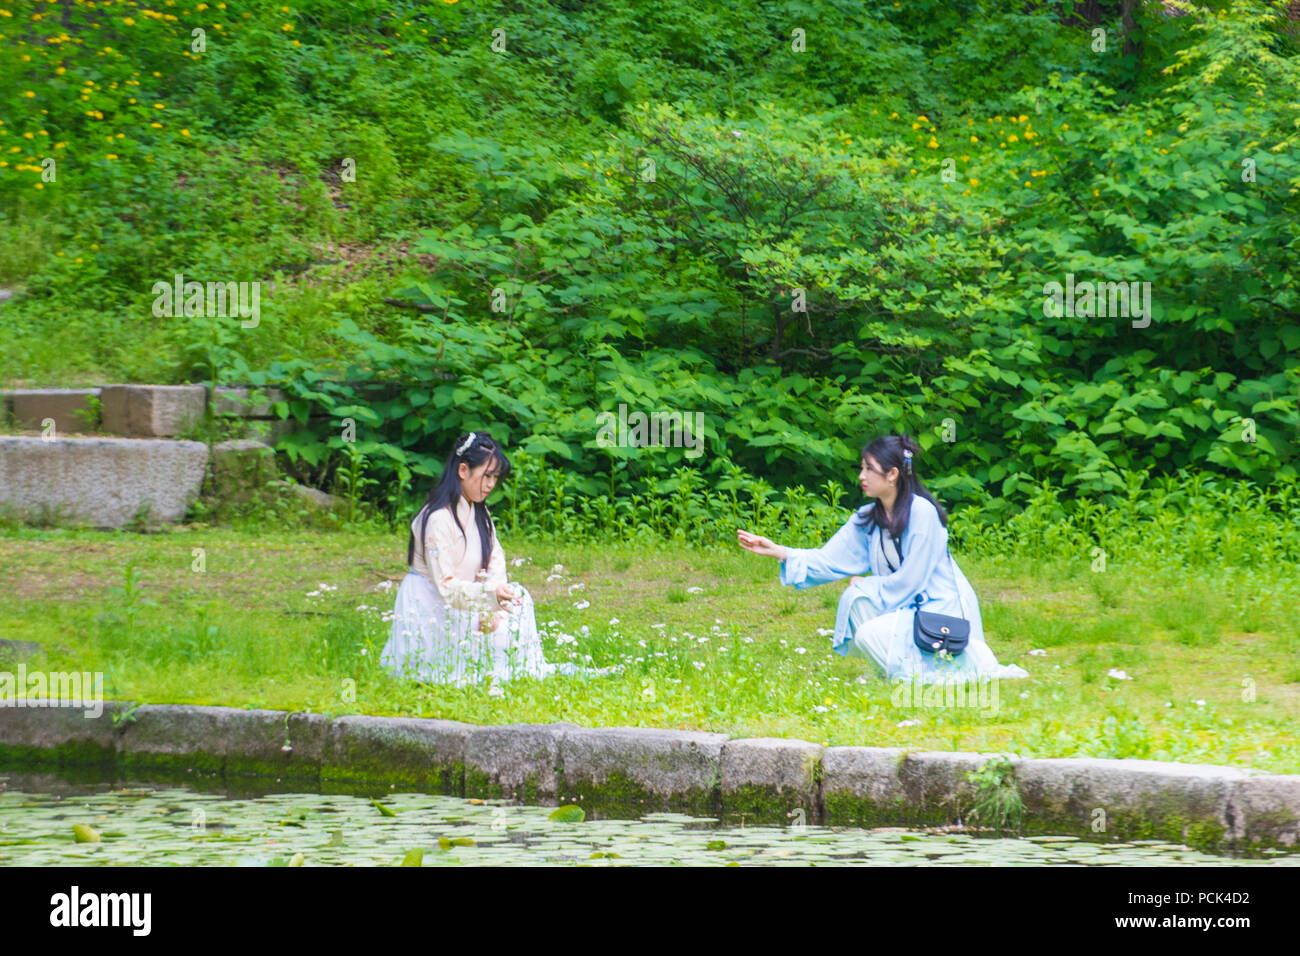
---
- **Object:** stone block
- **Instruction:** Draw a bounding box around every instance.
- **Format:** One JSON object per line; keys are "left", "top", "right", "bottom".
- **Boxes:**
{"left": 100, "top": 384, "right": 206, "bottom": 437}
{"left": 1017, "top": 757, "right": 1245, "bottom": 849}
{"left": 465, "top": 723, "right": 566, "bottom": 801}
{"left": 821, "top": 746, "right": 908, "bottom": 826}
{"left": 322, "top": 715, "right": 471, "bottom": 793}
{"left": 557, "top": 725, "right": 726, "bottom": 810}
{"left": 719, "top": 736, "right": 821, "bottom": 820}
{"left": 1229, "top": 775, "right": 1300, "bottom": 849}
{"left": 0, "top": 436, "right": 209, "bottom": 527}
{"left": 210, "top": 439, "right": 278, "bottom": 502}
{"left": 211, "top": 385, "right": 287, "bottom": 418}
{"left": 0, "top": 699, "right": 129, "bottom": 767}
{"left": 5, "top": 389, "right": 100, "bottom": 434}
{"left": 117, "top": 705, "right": 324, "bottom": 779}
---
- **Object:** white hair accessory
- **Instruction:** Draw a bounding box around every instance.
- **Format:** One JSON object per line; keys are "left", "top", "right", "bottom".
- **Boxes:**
{"left": 456, "top": 432, "right": 476, "bottom": 456}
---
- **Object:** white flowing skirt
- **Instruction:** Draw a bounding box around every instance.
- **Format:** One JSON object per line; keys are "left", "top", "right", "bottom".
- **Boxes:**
{"left": 846, "top": 594, "right": 1029, "bottom": 685}
{"left": 381, "top": 571, "right": 610, "bottom": 687}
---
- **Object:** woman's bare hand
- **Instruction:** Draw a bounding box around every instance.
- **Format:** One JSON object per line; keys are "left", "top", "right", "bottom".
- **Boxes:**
{"left": 495, "top": 583, "right": 521, "bottom": 608}
{"left": 737, "top": 529, "right": 787, "bottom": 560}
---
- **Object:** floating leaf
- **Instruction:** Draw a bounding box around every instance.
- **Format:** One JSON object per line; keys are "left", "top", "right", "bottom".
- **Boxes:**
{"left": 705, "top": 839, "right": 727, "bottom": 851}
{"left": 288, "top": 852, "right": 304, "bottom": 867}
{"left": 438, "top": 837, "right": 453, "bottom": 850}
{"left": 72, "top": 824, "right": 101, "bottom": 844}
{"left": 370, "top": 799, "right": 397, "bottom": 817}
{"left": 401, "top": 848, "right": 424, "bottom": 867}
{"left": 549, "top": 805, "right": 585, "bottom": 823}
{"left": 327, "top": 829, "right": 344, "bottom": 847}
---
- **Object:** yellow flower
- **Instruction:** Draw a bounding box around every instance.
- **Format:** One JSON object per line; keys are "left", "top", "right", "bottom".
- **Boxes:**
{"left": 911, "top": 122, "right": 921, "bottom": 130}
{"left": 106, "top": 154, "right": 118, "bottom": 160}
{"left": 1092, "top": 188, "right": 1099, "bottom": 197}
{"left": 1061, "top": 123, "right": 1069, "bottom": 130}
{"left": 889, "top": 112, "right": 899, "bottom": 119}
{"left": 181, "top": 129, "right": 190, "bottom": 137}
{"left": 968, "top": 177, "right": 979, "bottom": 187}
{"left": 1024, "top": 180, "right": 1031, "bottom": 186}
{"left": 281, "top": 22, "right": 293, "bottom": 31}
{"left": 970, "top": 135, "right": 978, "bottom": 143}
{"left": 993, "top": 115, "right": 1002, "bottom": 122}
{"left": 23, "top": 91, "right": 35, "bottom": 98}
{"left": 150, "top": 122, "right": 162, "bottom": 128}
{"left": 916, "top": 114, "right": 929, "bottom": 122}
{"left": 1007, "top": 134, "right": 1019, "bottom": 142}
{"left": 129, "top": 98, "right": 136, "bottom": 104}
{"left": 22, "top": 132, "right": 33, "bottom": 139}
{"left": 34, "top": 183, "right": 43, "bottom": 189}
{"left": 1145, "top": 129, "right": 1152, "bottom": 135}
{"left": 153, "top": 103, "right": 165, "bottom": 109}
{"left": 926, "top": 137, "right": 938, "bottom": 149}
{"left": 1017, "top": 114, "right": 1028, "bottom": 122}
{"left": 123, "top": 16, "right": 135, "bottom": 25}
{"left": 1024, "top": 130, "right": 1036, "bottom": 139}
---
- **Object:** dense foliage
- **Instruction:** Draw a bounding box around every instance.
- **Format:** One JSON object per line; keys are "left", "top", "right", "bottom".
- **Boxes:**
{"left": 2, "top": 0, "right": 1297, "bottom": 525}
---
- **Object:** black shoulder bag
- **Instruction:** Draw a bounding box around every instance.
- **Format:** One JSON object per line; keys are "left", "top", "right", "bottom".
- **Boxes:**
{"left": 880, "top": 525, "right": 970, "bottom": 657}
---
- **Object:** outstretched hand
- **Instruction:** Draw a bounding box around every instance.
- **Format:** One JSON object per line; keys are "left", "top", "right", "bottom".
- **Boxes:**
{"left": 736, "top": 529, "right": 787, "bottom": 560}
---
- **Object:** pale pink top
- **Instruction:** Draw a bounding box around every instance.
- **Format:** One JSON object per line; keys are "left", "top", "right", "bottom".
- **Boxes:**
{"left": 409, "top": 496, "right": 507, "bottom": 615}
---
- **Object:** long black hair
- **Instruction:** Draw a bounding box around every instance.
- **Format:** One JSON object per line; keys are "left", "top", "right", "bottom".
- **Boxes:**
{"left": 407, "top": 432, "right": 511, "bottom": 573}
{"left": 852, "top": 433, "right": 949, "bottom": 540}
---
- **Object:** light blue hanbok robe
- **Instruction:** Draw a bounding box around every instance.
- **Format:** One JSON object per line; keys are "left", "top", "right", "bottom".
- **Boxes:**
{"left": 779, "top": 496, "right": 1029, "bottom": 684}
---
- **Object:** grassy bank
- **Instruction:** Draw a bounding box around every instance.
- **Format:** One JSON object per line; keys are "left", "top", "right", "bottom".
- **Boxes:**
{"left": 1, "top": 523, "right": 1297, "bottom": 774}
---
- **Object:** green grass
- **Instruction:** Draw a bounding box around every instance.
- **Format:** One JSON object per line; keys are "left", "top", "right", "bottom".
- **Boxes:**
{"left": 1, "top": 523, "right": 1298, "bottom": 774}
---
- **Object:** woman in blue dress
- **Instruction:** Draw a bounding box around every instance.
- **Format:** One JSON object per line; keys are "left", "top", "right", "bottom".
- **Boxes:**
{"left": 737, "top": 433, "right": 1028, "bottom": 686}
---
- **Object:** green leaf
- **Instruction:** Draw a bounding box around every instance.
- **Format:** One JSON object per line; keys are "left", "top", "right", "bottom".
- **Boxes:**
{"left": 401, "top": 848, "right": 424, "bottom": 867}
{"left": 549, "top": 805, "right": 586, "bottom": 823}
{"left": 371, "top": 798, "right": 397, "bottom": 817}
{"left": 72, "top": 824, "right": 101, "bottom": 844}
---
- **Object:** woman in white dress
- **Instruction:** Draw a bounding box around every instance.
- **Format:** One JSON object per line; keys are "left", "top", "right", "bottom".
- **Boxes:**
{"left": 381, "top": 431, "right": 608, "bottom": 689}
{"left": 738, "top": 433, "right": 1028, "bottom": 686}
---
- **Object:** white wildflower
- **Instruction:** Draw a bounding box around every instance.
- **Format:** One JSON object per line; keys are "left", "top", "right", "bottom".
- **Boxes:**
{"left": 794, "top": 647, "right": 807, "bottom": 655}
{"left": 573, "top": 600, "right": 590, "bottom": 610}
{"left": 1107, "top": 668, "right": 1132, "bottom": 680}
{"left": 812, "top": 705, "right": 829, "bottom": 714}
{"left": 897, "top": 719, "right": 921, "bottom": 728}
{"left": 686, "top": 586, "right": 703, "bottom": 593}
{"left": 609, "top": 617, "right": 620, "bottom": 625}
{"left": 692, "top": 660, "right": 705, "bottom": 670}
{"left": 568, "top": 582, "right": 586, "bottom": 593}
{"left": 1028, "top": 648, "right": 1047, "bottom": 657}
{"left": 816, "top": 628, "right": 834, "bottom": 637}
{"left": 650, "top": 623, "right": 666, "bottom": 630}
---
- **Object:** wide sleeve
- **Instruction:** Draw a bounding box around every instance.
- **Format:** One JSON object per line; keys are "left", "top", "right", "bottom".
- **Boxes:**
{"left": 424, "top": 511, "right": 494, "bottom": 613}
{"left": 855, "top": 501, "right": 947, "bottom": 611}
{"left": 482, "top": 524, "right": 507, "bottom": 593}
{"left": 779, "top": 507, "right": 873, "bottom": 590}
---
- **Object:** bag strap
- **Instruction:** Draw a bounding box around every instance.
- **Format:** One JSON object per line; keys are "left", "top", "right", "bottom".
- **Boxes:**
{"left": 879, "top": 519, "right": 968, "bottom": 618}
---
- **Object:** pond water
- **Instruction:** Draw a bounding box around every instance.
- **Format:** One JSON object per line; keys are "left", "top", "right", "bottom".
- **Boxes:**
{"left": 2, "top": 773, "right": 1296, "bottom": 867}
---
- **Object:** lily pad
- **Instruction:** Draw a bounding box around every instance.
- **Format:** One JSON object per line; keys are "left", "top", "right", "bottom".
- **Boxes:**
{"left": 549, "top": 805, "right": 585, "bottom": 823}
{"left": 72, "top": 824, "right": 101, "bottom": 844}
{"left": 401, "top": 848, "right": 424, "bottom": 867}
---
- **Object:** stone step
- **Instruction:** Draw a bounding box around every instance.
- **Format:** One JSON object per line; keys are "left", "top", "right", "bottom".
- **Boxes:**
{"left": 3, "top": 388, "right": 100, "bottom": 434}
{"left": 0, "top": 436, "right": 209, "bottom": 528}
